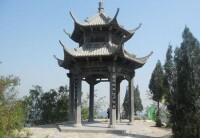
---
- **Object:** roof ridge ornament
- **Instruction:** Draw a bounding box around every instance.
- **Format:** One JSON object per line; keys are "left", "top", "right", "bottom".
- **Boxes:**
{"left": 98, "top": 1, "right": 104, "bottom": 13}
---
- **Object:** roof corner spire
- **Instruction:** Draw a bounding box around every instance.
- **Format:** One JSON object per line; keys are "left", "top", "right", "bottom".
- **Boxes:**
{"left": 98, "top": 1, "right": 104, "bottom": 13}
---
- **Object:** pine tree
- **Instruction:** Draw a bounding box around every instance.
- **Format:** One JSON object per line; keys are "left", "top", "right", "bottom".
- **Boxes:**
{"left": 149, "top": 60, "right": 165, "bottom": 126}
{"left": 163, "top": 45, "right": 177, "bottom": 127}
{"left": 123, "top": 85, "right": 143, "bottom": 118}
{"left": 122, "top": 86, "right": 129, "bottom": 119}
{"left": 171, "top": 27, "right": 200, "bottom": 137}
{"left": 134, "top": 85, "right": 143, "bottom": 115}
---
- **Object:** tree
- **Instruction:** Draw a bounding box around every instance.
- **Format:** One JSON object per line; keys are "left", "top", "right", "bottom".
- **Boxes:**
{"left": 54, "top": 86, "right": 69, "bottom": 122}
{"left": 81, "top": 98, "right": 89, "bottom": 120}
{"left": 25, "top": 85, "right": 43, "bottom": 125}
{"left": 134, "top": 85, "right": 143, "bottom": 115}
{"left": 122, "top": 86, "right": 129, "bottom": 119}
{"left": 123, "top": 85, "right": 143, "bottom": 118}
{"left": 149, "top": 60, "right": 165, "bottom": 127}
{"left": 169, "top": 27, "right": 200, "bottom": 137}
{"left": 40, "top": 89, "right": 57, "bottom": 124}
{"left": 163, "top": 45, "right": 176, "bottom": 127}
{"left": 0, "top": 75, "right": 25, "bottom": 137}
{"left": 25, "top": 85, "right": 69, "bottom": 125}
{"left": 81, "top": 92, "right": 106, "bottom": 120}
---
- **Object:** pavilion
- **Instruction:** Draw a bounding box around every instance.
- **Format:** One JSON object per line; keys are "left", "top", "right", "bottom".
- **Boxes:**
{"left": 54, "top": 2, "right": 152, "bottom": 128}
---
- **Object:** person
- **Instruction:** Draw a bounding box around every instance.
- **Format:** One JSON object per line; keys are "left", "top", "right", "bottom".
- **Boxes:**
{"left": 107, "top": 107, "right": 110, "bottom": 119}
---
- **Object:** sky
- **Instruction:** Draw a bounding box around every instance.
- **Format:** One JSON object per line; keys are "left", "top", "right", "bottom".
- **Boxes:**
{"left": 1, "top": 0, "right": 200, "bottom": 111}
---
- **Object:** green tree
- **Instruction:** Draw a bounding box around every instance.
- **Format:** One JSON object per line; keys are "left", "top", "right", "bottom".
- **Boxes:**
{"left": 81, "top": 92, "right": 106, "bottom": 120}
{"left": 0, "top": 75, "right": 25, "bottom": 137}
{"left": 149, "top": 60, "right": 165, "bottom": 127}
{"left": 123, "top": 85, "right": 143, "bottom": 118}
{"left": 170, "top": 27, "right": 200, "bottom": 137}
{"left": 25, "top": 85, "right": 69, "bottom": 125}
{"left": 81, "top": 98, "right": 89, "bottom": 120}
{"left": 55, "top": 86, "right": 69, "bottom": 122}
{"left": 134, "top": 85, "right": 143, "bottom": 115}
{"left": 40, "top": 89, "right": 57, "bottom": 124}
{"left": 122, "top": 87, "right": 129, "bottom": 119}
{"left": 163, "top": 45, "right": 175, "bottom": 99}
{"left": 163, "top": 45, "right": 176, "bottom": 127}
{"left": 26, "top": 85, "right": 43, "bottom": 125}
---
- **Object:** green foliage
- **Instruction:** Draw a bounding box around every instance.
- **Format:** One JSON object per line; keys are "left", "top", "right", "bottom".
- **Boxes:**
{"left": 25, "top": 85, "right": 106, "bottom": 124}
{"left": 149, "top": 60, "right": 165, "bottom": 125}
{"left": 149, "top": 60, "right": 165, "bottom": 103}
{"left": 25, "top": 85, "right": 69, "bottom": 125}
{"left": 122, "top": 85, "right": 143, "bottom": 118}
{"left": 55, "top": 86, "right": 69, "bottom": 122}
{"left": 164, "top": 27, "right": 200, "bottom": 137}
{"left": 81, "top": 92, "right": 106, "bottom": 120}
{"left": 122, "top": 87, "right": 129, "bottom": 119}
{"left": 0, "top": 75, "right": 25, "bottom": 138}
{"left": 134, "top": 85, "right": 143, "bottom": 115}
{"left": 93, "top": 95, "right": 106, "bottom": 117}
{"left": 40, "top": 89, "right": 58, "bottom": 123}
{"left": 81, "top": 98, "right": 89, "bottom": 120}
{"left": 25, "top": 85, "right": 43, "bottom": 125}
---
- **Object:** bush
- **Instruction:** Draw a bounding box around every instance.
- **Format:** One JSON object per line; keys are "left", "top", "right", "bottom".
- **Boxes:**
{"left": 0, "top": 75, "right": 25, "bottom": 138}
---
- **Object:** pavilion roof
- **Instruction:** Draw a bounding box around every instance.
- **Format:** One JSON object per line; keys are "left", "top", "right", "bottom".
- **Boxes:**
{"left": 82, "top": 10, "right": 111, "bottom": 26}
{"left": 69, "top": 2, "right": 118, "bottom": 27}
{"left": 54, "top": 41, "right": 153, "bottom": 69}
{"left": 54, "top": 2, "right": 153, "bottom": 70}
{"left": 66, "top": 3, "right": 141, "bottom": 43}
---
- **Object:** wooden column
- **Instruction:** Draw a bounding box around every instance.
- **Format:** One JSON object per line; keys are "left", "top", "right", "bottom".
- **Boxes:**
{"left": 74, "top": 73, "right": 82, "bottom": 127}
{"left": 67, "top": 73, "right": 75, "bottom": 123}
{"left": 109, "top": 67, "right": 116, "bottom": 128}
{"left": 88, "top": 83, "right": 95, "bottom": 122}
{"left": 128, "top": 74, "right": 134, "bottom": 125}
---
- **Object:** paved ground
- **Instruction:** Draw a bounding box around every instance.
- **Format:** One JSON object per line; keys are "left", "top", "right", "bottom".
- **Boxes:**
{"left": 24, "top": 120, "right": 172, "bottom": 138}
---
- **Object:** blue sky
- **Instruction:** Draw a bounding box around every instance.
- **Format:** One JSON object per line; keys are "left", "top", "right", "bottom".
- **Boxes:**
{"left": 1, "top": 0, "right": 200, "bottom": 110}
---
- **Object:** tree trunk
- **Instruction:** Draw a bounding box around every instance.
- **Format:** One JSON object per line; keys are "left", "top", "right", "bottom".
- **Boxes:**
{"left": 157, "top": 101, "right": 160, "bottom": 117}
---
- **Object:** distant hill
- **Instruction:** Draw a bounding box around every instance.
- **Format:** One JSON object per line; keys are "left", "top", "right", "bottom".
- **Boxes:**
{"left": 97, "top": 111, "right": 107, "bottom": 118}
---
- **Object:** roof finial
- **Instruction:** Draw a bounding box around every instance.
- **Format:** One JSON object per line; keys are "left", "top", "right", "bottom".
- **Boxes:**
{"left": 98, "top": 1, "right": 104, "bottom": 13}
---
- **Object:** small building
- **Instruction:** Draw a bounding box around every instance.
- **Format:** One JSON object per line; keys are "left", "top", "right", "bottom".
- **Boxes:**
{"left": 54, "top": 2, "right": 152, "bottom": 128}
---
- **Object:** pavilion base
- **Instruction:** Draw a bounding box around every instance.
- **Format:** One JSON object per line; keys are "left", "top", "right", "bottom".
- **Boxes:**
{"left": 128, "top": 122, "right": 134, "bottom": 125}
{"left": 116, "top": 120, "right": 121, "bottom": 123}
{"left": 88, "top": 119, "right": 95, "bottom": 122}
{"left": 67, "top": 120, "right": 75, "bottom": 124}
{"left": 108, "top": 124, "right": 116, "bottom": 128}
{"left": 73, "top": 124, "right": 82, "bottom": 127}
{"left": 58, "top": 119, "right": 172, "bottom": 137}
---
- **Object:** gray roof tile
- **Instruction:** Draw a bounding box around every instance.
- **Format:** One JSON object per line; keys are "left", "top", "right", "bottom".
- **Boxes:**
{"left": 64, "top": 43, "right": 118, "bottom": 57}
{"left": 84, "top": 12, "right": 111, "bottom": 26}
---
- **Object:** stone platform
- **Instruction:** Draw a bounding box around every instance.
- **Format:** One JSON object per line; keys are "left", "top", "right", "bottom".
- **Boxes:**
{"left": 58, "top": 119, "right": 172, "bottom": 137}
